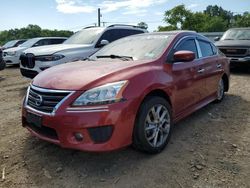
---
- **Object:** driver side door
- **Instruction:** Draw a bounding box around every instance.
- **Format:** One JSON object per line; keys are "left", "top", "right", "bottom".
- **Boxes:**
{"left": 170, "top": 38, "right": 205, "bottom": 117}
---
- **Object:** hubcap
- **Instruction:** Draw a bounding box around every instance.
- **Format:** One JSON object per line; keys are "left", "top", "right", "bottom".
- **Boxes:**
{"left": 217, "top": 78, "right": 224, "bottom": 100}
{"left": 144, "top": 104, "right": 170, "bottom": 147}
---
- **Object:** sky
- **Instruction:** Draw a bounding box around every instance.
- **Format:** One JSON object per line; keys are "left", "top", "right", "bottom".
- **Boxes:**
{"left": 0, "top": 0, "right": 250, "bottom": 32}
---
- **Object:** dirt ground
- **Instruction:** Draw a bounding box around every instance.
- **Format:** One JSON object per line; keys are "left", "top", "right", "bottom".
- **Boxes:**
{"left": 0, "top": 66, "right": 249, "bottom": 188}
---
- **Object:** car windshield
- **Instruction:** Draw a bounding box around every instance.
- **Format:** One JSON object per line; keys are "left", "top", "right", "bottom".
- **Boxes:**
{"left": 91, "top": 34, "right": 173, "bottom": 61}
{"left": 64, "top": 28, "right": 104, "bottom": 45}
{"left": 221, "top": 29, "right": 250, "bottom": 40}
{"left": 19, "top": 38, "right": 39, "bottom": 47}
{"left": 3, "top": 40, "right": 17, "bottom": 48}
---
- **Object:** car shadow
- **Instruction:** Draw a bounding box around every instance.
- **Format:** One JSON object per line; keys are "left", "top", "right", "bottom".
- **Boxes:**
{"left": 5, "top": 64, "right": 20, "bottom": 69}
{"left": 21, "top": 93, "right": 250, "bottom": 187}
{"left": 230, "top": 66, "right": 250, "bottom": 75}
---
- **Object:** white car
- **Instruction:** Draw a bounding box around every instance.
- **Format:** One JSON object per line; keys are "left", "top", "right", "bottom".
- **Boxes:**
{"left": 20, "top": 25, "right": 147, "bottom": 79}
{"left": 3, "top": 37, "right": 67, "bottom": 65}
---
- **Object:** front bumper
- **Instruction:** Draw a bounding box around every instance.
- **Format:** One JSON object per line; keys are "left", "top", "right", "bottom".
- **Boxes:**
{"left": 3, "top": 55, "right": 19, "bottom": 65}
{"left": 20, "top": 68, "right": 39, "bottom": 79}
{"left": 228, "top": 56, "right": 250, "bottom": 67}
{"left": 22, "top": 99, "right": 138, "bottom": 152}
{"left": 20, "top": 58, "right": 70, "bottom": 79}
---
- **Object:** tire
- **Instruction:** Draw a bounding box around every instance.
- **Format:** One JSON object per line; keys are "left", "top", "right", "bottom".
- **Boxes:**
{"left": 133, "top": 96, "right": 173, "bottom": 154}
{"left": 0, "top": 60, "right": 5, "bottom": 71}
{"left": 214, "top": 77, "right": 225, "bottom": 103}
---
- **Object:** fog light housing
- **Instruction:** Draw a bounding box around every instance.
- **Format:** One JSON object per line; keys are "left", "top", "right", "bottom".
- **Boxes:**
{"left": 88, "top": 125, "right": 113, "bottom": 143}
{"left": 74, "top": 133, "right": 84, "bottom": 141}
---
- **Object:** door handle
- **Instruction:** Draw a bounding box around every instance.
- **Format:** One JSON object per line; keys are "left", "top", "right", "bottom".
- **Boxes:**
{"left": 197, "top": 68, "right": 205, "bottom": 74}
{"left": 216, "top": 64, "right": 222, "bottom": 69}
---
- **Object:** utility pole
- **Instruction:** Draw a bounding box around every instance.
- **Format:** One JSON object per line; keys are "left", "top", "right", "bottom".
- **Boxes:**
{"left": 98, "top": 8, "right": 101, "bottom": 27}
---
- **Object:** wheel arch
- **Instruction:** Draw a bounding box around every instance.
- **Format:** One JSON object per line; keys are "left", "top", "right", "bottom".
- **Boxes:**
{"left": 142, "top": 89, "right": 172, "bottom": 107}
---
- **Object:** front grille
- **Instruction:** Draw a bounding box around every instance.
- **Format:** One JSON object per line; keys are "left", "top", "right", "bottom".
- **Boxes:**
{"left": 219, "top": 48, "right": 248, "bottom": 57}
{"left": 27, "top": 86, "right": 71, "bottom": 114}
{"left": 20, "top": 53, "right": 35, "bottom": 68}
{"left": 23, "top": 117, "right": 58, "bottom": 140}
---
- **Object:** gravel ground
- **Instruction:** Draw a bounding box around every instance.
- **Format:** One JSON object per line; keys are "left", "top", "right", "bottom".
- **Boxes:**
{"left": 0, "top": 66, "right": 250, "bottom": 188}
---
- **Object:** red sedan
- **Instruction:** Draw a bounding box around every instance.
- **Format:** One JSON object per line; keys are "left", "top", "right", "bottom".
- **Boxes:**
{"left": 22, "top": 31, "right": 230, "bottom": 153}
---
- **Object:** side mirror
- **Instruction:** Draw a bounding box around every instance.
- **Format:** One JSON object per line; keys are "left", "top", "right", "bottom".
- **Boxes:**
{"left": 173, "top": 50, "right": 195, "bottom": 62}
{"left": 98, "top": 40, "right": 109, "bottom": 47}
{"left": 214, "top": 37, "right": 220, "bottom": 41}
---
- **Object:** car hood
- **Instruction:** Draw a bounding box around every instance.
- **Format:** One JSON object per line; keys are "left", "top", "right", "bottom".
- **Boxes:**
{"left": 32, "top": 59, "right": 151, "bottom": 90}
{"left": 3, "top": 46, "right": 27, "bottom": 52}
{"left": 215, "top": 40, "right": 250, "bottom": 48}
{"left": 23, "top": 44, "right": 93, "bottom": 56}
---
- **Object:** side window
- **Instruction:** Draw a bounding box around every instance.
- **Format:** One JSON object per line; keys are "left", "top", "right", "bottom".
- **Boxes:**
{"left": 99, "top": 29, "right": 120, "bottom": 43}
{"left": 33, "top": 39, "right": 50, "bottom": 47}
{"left": 176, "top": 39, "right": 198, "bottom": 58}
{"left": 15, "top": 40, "right": 25, "bottom": 47}
{"left": 51, "top": 39, "right": 65, "bottom": 44}
{"left": 119, "top": 29, "right": 143, "bottom": 38}
{"left": 98, "top": 29, "right": 143, "bottom": 44}
{"left": 211, "top": 43, "right": 218, "bottom": 55}
{"left": 198, "top": 40, "right": 214, "bottom": 57}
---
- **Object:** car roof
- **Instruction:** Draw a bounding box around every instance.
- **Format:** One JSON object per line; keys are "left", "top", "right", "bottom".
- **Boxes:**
{"left": 127, "top": 31, "right": 212, "bottom": 42}
{"left": 131, "top": 30, "right": 197, "bottom": 37}
{"left": 30, "top": 37, "right": 68, "bottom": 40}
{"left": 82, "top": 24, "right": 147, "bottom": 32}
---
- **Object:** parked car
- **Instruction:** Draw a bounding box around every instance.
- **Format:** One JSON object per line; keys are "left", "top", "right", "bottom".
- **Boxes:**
{"left": 22, "top": 31, "right": 230, "bottom": 153}
{"left": 3, "top": 37, "right": 67, "bottom": 65}
{"left": 1, "top": 39, "right": 27, "bottom": 51}
{"left": 0, "top": 50, "right": 5, "bottom": 71}
{"left": 20, "top": 25, "right": 147, "bottom": 79}
{"left": 215, "top": 28, "right": 250, "bottom": 68}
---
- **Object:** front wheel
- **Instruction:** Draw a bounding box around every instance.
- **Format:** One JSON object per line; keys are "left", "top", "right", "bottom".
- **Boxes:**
{"left": 133, "top": 96, "right": 173, "bottom": 154}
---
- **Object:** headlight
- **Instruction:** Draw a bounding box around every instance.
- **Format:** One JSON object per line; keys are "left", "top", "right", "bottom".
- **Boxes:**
{"left": 35, "top": 54, "right": 65, "bottom": 62}
{"left": 72, "top": 81, "right": 128, "bottom": 106}
{"left": 7, "top": 51, "right": 16, "bottom": 56}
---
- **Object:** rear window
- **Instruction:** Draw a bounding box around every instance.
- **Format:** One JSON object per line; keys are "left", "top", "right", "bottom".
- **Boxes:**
{"left": 198, "top": 40, "right": 214, "bottom": 57}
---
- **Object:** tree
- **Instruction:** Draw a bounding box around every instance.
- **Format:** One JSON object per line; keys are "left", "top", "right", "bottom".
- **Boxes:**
{"left": 163, "top": 5, "right": 192, "bottom": 30}
{"left": 158, "top": 5, "right": 247, "bottom": 32}
{"left": 137, "top": 22, "right": 148, "bottom": 29}
{"left": 0, "top": 25, "right": 73, "bottom": 45}
{"left": 232, "top": 12, "right": 250, "bottom": 27}
{"left": 204, "top": 5, "right": 233, "bottom": 27}
{"left": 158, "top": 25, "right": 177, "bottom": 31}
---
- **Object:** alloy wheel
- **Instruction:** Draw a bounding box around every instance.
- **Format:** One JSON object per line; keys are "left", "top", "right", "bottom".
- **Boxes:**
{"left": 144, "top": 104, "right": 171, "bottom": 148}
{"left": 217, "top": 78, "right": 224, "bottom": 100}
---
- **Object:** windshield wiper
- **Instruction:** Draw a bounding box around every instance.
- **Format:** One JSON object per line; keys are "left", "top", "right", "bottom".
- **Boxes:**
{"left": 96, "top": 54, "right": 133, "bottom": 61}
{"left": 224, "top": 38, "right": 234, "bottom": 40}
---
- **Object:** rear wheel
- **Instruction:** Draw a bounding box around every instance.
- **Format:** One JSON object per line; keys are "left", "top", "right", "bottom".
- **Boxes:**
{"left": 133, "top": 96, "right": 173, "bottom": 154}
{"left": 215, "top": 78, "right": 225, "bottom": 103}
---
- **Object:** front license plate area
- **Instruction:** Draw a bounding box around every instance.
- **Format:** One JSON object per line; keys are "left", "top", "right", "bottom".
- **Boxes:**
{"left": 26, "top": 112, "right": 42, "bottom": 128}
